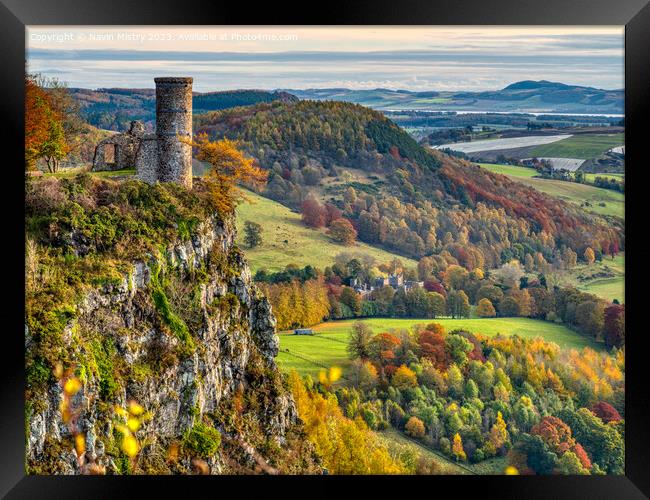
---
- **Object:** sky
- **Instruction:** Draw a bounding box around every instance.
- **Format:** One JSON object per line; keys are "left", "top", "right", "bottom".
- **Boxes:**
{"left": 26, "top": 26, "right": 624, "bottom": 92}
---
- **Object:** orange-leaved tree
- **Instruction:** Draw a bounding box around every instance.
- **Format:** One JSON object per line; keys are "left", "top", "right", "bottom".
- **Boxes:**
{"left": 25, "top": 76, "right": 53, "bottom": 171}
{"left": 184, "top": 133, "right": 267, "bottom": 213}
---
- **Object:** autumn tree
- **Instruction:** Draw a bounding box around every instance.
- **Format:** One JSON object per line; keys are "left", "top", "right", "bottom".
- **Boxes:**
{"left": 25, "top": 75, "right": 67, "bottom": 172}
{"left": 531, "top": 416, "right": 576, "bottom": 456}
{"left": 340, "top": 286, "right": 361, "bottom": 316}
{"left": 351, "top": 360, "right": 378, "bottom": 390}
{"left": 452, "top": 433, "right": 466, "bottom": 462}
{"left": 405, "top": 416, "right": 426, "bottom": 439}
{"left": 489, "top": 411, "right": 509, "bottom": 453}
{"left": 328, "top": 218, "right": 357, "bottom": 246}
{"left": 391, "top": 365, "right": 418, "bottom": 390}
{"left": 186, "top": 134, "right": 267, "bottom": 213}
{"left": 301, "top": 197, "right": 327, "bottom": 228}
{"left": 604, "top": 304, "right": 625, "bottom": 348}
{"left": 590, "top": 402, "right": 622, "bottom": 423}
{"left": 477, "top": 284, "right": 504, "bottom": 309}
{"left": 583, "top": 247, "right": 595, "bottom": 265}
{"left": 499, "top": 296, "right": 521, "bottom": 317}
{"left": 427, "top": 292, "right": 447, "bottom": 318}
{"left": 476, "top": 298, "right": 496, "bottom": 318}
{"left": 347, "top": 321, "right": 373, "bottom": 360}
{"left": 243, "top": 220, "right": 263, "bottom": 248}
{"left": 446, "top": 290, "right": 470, "bottom": 319}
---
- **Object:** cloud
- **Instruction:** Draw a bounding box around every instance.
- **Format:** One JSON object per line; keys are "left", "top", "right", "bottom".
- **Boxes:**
{"left": 26, "top": 29, "right": 623, "bottom": 92}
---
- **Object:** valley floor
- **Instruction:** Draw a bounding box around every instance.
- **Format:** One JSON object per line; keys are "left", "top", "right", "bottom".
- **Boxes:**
{"left": 276, "top": 317, "right": 603, "bottom": 378}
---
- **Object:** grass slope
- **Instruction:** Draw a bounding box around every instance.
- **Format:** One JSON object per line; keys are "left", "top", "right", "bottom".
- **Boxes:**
{"left": 44, "top": 168, "right": 136, "bottom": 179}
{"left": 377, "top": 429, "right": 470, "bottom": 475}
{"left": 276, "top": 317, "right": 602, "bottom": 378}
{"left": 478, "top": 163, "right": 623, "bottom": 218}
{"left": 235, "top": 189, "right": 417, "bottom": 273}
{"left": 529, "top": 133, "right": 624, "bottom": 158}
{"left": 553, "top": 253, "right": 624, "bottom": 303}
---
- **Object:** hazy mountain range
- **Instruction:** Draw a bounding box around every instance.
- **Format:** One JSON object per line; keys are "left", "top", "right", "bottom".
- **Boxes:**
{"left": 68, "top": 80, "right": 623, "bottom": 132}
{"left": 283, "top": 81, "right": 624, "bottom": 114}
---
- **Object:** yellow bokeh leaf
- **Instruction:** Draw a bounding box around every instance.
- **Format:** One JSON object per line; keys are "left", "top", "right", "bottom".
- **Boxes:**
{"left": 318, "top": 369, "right": 328, "bottom": 385}
{"left": 115, "top": 424, "right": 131, "bottom": 437}
{"left": 504, "top": 465, "right": 519, "bottom": 475}
{"left": 75, "top": 434, "right": 86, "bottom": 457}
{"left": 329, "top": 366, "right": 342, "bottom": 384}
{"left": 127, "top": 417, "right": 141, "bottom": 433}
{"left": 114, "top": 406, "right": 129, "bottom": 418}
{"left": 122, "top": 434, "right": 139, "bottom": 458}
{"left": 128, "top": 401, "right": 145, "bottom": 416}
{"left": 64, "top": 377, "right": 82, "bottom": 396}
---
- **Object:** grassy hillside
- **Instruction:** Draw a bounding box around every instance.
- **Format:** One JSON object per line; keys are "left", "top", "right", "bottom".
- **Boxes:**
{"left": 197, "top": 99, "right": 622, "bottom": 269}
{"left": 276, "top": 317, "right": 602, "bottom": 377}
{"left": 377, "top": 429, "right": 472, "bottom": 475}
{"left": 478, "top": 163, "right": 623, "bottom": 218}
{"left": 553, "top": 253, "right": 624, "bottom": 303}
{"left": 529, "top": 133, "right": 624, "bottom": 158}
{"left": 235, "top": 189, "right": 417, "bottom": 273}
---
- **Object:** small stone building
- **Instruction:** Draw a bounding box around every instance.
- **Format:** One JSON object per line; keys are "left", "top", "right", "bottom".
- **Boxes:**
{"left": 92, "top": 121, "right": 145, "bottom": 171}
{"left": 92, "top": 77, "right": 194, "bottom": 188}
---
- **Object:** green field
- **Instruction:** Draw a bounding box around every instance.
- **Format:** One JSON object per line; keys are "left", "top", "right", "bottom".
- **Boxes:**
{"left": 44, "top": 167, "right": 136, "bottom": 179}
{"left": 529, "top": 133, "right": 624, "bottom": 158}
{"left": 478, "top": 164, "right": 623, "bottom": 217}
{"left": 478, "top": 163, "right": 538, "bottom": 177}
{"left": 583, "top": 172, "right": 624, "bottom": 183}
{"left": 277, "top": 317, "right": 602, "bottom": 378}
{"left": 553, "top": 253, "right": 624, "bottom": 303}
{"left": 235, "top": 189, "right": 417, "bottom": 273}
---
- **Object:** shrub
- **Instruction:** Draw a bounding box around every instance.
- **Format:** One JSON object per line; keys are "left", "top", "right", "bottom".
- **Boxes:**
{"left": 183, "top": 421, "right": 222, "bottom": 458}
{"left": 405, "top": 416, "right": 426, "bottom": 439}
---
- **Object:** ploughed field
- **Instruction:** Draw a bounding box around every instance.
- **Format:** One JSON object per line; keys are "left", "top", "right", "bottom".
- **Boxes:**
{"left": 432, "top": 134, "right": 571, "bottom": 154}
{"left": 276, "top": 317, "right": 603, "bottom": 378}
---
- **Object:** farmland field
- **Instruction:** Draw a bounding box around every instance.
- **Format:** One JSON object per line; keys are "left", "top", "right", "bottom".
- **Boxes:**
{"left": 477, "top": 163, "right": 538, "bottom": 177}
{"left": 584, "top": 172, "right": 624, "bottom": 183}
{"left": 477, "top": 164, "right": 623, "bottom": 217}
{"left": 553, "top": 253, "right": 624, "bottom": 303}
{"left": 235, "top": 189, "right": 417, "bottom": 273}
{"left": 433, "top": 134, "right": 571, "bottom": 154}
{"left": 529, "top": 133, "right": 624, "bottom": 158}
{"left": 276, "top": 317, "right": 603, "bottom": 378}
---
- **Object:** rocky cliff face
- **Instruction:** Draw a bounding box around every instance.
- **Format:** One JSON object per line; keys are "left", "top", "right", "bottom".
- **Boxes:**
{"left": 25, "top": 213, "right": 318, "bottom": 475}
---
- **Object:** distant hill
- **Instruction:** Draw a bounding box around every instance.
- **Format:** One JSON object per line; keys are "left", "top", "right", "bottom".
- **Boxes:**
{"left": 68, "top": 87, "right": 298, "bottom": 131}
{"left": 195, "top": 99, "right": 622, "bottom": 265}
{"left": 283, "top": 81, "right": 623, "bottom": 114}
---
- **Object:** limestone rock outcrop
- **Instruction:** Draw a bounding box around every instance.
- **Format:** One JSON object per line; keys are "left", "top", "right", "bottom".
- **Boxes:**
{"left": 25, "top": 213, "right": 315, "bottom": 474}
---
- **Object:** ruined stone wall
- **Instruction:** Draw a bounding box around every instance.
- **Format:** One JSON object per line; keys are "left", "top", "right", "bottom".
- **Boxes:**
{"left": 155, "top": 77, "right": 193, "bottom": 189}
{"left": 92, "top": 121, "right": 145, "bottom": 172}
{"left": 135, "top": 134, "right": 158, "bottom": 184}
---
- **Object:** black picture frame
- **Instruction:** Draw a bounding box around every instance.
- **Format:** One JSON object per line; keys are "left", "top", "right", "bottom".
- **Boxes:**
{"left": 1, "top": 0, "right": 648, "bottom": 497}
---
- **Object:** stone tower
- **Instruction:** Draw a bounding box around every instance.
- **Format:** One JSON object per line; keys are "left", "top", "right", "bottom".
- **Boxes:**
{"left": 154, "top": 77, "right": 193, "bottom": 188}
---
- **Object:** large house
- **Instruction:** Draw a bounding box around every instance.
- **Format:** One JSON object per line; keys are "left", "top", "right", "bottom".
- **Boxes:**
{"left": 350, "top": 273, "right": 423, "bottom": 296}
